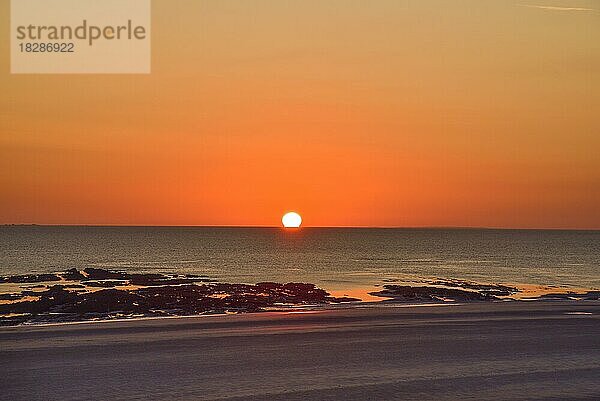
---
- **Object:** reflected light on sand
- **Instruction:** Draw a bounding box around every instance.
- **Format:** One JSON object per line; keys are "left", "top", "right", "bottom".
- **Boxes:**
{"left": 328, "top": 288, "right": 385, "bottom": 302}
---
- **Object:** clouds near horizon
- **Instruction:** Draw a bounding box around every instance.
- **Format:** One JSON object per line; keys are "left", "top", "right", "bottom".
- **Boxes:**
{"left": 518, "top": 4, "right": 597, "bottom": 12}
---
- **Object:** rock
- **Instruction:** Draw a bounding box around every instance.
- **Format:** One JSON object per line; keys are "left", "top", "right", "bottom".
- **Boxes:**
{"left": 429, "top": 280, "right": 518, "bottom": 296}
{"left": 0, "top": 267, "right": 359, "bottom": 325}
{"left": 538, "top": 291, "right": 600, "bottom": 301}
{"left": 68, "top": 289, "right": 142, "bottom": 314}
{"left": 370, "top": 285, "right": 498, "bottom": 302}
{"left": 80, "top": 268, "right": 208, "bottom": 286}
{"left": 128, "top": 275, "right": 205, "bottom": 286}
{"left": 61, "top": 268, "right": 86, "bottom": 281}
{"left": 83, "top": 268, "right": 128, "bottom": 280}
{"left": 0, "top": 293, "right": 24, "bottom": 301}
{"left": 0, "top": 273, "right": 61, "bottom": 284}
{"left": 81, "top": 280, "right": 127, "bottom": 288}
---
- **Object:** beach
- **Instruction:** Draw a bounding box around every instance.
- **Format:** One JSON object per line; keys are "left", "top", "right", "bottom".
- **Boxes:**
{"left": 1, "top": 301, "right": 599, "bottom": 401}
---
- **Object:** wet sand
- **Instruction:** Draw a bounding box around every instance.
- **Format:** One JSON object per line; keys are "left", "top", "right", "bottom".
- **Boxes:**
{"left": 1, "top": 301, "right": 599, "bottom": 400}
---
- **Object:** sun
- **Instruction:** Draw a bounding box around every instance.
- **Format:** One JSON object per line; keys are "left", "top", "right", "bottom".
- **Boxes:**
{"left": 282, "top": 212, "right": 302, "bottom": 228}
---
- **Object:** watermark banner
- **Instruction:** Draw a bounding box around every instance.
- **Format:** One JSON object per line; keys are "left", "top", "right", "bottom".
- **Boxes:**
{"left": 11, "top": 0, "right": 151, "bottom": 74}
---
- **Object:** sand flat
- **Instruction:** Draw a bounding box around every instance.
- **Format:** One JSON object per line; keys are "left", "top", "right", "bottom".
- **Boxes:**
{"left": 1, "top": 301, "right": 599, "bottom": 400}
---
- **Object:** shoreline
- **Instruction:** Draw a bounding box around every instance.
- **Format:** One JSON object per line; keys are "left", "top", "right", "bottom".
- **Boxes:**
{"left": 3, "top": 295, "right": 599, "bottom": 329}
{"left": 0, "top": 301, "right": 462, "bottom": 330}
{"left": 1, "top": 267, "right": 598, "bottom": 327}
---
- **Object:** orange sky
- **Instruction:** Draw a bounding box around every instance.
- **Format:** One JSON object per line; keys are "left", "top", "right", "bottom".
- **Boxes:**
{"left": 1, "top": 0, "right": 599, "bottom": 228}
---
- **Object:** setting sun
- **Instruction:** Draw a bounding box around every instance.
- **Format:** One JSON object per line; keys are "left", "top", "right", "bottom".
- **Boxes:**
{"left": 282, "top": 212, "right": 302, "bottom": 228}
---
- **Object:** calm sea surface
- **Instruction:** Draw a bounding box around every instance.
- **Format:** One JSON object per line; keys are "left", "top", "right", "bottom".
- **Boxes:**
{"left": 1, "top": 226, "right": 599, "bottom": 291}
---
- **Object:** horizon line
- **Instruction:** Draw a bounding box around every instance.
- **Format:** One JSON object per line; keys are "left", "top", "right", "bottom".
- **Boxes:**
{"left": 1, "top": 223, "right": 599, "bottom": 231}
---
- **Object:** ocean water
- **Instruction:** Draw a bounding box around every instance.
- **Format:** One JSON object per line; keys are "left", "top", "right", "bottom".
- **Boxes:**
{"left": 1, "top": 226, "right": 599, "bottom": 291}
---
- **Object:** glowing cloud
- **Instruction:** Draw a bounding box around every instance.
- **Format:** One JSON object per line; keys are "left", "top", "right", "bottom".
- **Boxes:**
{"left": 518, "top": 4, "right": 596, "bottom": 12}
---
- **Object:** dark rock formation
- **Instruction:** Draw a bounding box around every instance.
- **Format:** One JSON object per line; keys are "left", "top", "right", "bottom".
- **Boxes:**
{"left": 0, "top": 293, "right": 23, "bottom": 301}
{"left": 82, "top": 268, "right": 210, "bottom": 286}
{"left": 428, "top": 280, "right": 518, "bottom": 297}
{"left": 0, "top": 268, "right": 359, "bottom": 325}
{"left": 537, "top": 291, "right": 600, "bottom": 301}
{"left": 81, "top": 280, "right": 128, "bottom": 288}
{"left": 370, "top": 285, "right": 500, "bottom": 302}
{"left": 0, "top": 273, "right": 61, "bottom": 284}
{"left": 61, "top": 268, "right": 87, "bottom": 281}
{"left": 83, "top": 268, "right": 129, "bottom": 280}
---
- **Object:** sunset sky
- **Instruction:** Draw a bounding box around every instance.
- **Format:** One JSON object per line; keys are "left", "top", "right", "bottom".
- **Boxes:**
{"left": 1, "top": 0, "right": 599, "bottom": 228}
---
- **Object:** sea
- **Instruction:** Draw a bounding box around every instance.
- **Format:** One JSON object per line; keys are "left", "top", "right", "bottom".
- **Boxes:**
{"left": 1, "top": 226, "right": 599, "bottom": 293}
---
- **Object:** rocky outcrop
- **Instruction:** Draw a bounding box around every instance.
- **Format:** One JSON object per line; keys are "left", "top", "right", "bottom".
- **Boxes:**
{"left": 369, "top": 285, "right": 501, "bottom": 302}
{"left": 62, "top": 268, "right": 87, "bottom": 281}
{"left": 0, "top": 268, "right": 359, "bottom": 325}
{"left": 536, "top": 291, "right": 600, "bottom": 301}
{"left": 82, "top": 268, "right": 210, "bottom": 286}
{"left": 0, "top": 273, "right": 61, "bottom": 284}
{"left": 427, "top": 280, "right": 518, "bottom": 297}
